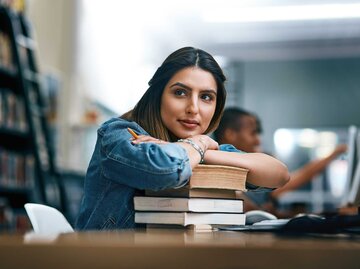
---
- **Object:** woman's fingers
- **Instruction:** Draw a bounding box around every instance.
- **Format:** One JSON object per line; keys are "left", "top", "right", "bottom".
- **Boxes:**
{"left": 131, "top": 135, "right": 168, "bottom": 145}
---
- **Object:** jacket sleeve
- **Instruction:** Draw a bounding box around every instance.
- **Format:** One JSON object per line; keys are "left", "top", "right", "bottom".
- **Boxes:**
{"left": 99, "top": 118, "right": 191, "bottom": 191}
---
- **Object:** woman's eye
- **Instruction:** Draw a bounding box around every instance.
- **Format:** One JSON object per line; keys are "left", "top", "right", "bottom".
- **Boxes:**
{"left": 201, "top": 94, "right": 214, "bottom": 102}
{"left": 174, "top": 89, "right": 186, "bottom": 96}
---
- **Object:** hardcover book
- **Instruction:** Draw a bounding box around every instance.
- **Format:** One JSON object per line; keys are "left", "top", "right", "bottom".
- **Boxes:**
{"left": 188, "top": 164, "right": 248, "bottom": 191}
{"left": 145, "top": 188, "right": 241, "bottom": 199}
{"left": 134, "top": 196, "right": 243, "bottom": 213}
{"left": 135, "top": 212, "right": 246, "bottom": 226}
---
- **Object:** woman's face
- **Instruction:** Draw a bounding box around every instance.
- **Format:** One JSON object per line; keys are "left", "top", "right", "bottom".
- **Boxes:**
{"left": 161, "top": 67, "right": 217, "bottom": 139}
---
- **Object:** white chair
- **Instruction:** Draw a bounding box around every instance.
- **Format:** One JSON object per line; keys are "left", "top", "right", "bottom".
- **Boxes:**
{"left": 24, "top": 203, "right": 74, "bottom": 234}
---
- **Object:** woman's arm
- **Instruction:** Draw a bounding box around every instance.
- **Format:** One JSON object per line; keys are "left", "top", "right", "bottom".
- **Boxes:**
{"left": 131, "top": 134, "right": 218, "bottom": 169}
{"left": 203, "top": 150, "right": 290, "bottom": 188}
{"left": 134, "top": 133, "right": 289, "bottom": 188}
{"left": 176, "top": 135, "right": 219, "bottom": 168}
{"left": 175, "top": 135, "right": 289, "bottom": 188}
{"left": 100, "top": 119, "right": 193, "bottom": 190}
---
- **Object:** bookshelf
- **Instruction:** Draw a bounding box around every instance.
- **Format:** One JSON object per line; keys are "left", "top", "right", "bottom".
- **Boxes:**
{"left": 0, "top": 5, "right": 67, "bottom": 232}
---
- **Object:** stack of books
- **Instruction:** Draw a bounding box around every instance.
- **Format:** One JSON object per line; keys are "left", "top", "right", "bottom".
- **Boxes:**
{"left": 134, "top": 164, "right": 248, "bottom": 229}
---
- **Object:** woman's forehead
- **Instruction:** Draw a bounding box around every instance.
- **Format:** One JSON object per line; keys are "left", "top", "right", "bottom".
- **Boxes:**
{"left": 167, "top": 67, "right": 217, "bottom": 92}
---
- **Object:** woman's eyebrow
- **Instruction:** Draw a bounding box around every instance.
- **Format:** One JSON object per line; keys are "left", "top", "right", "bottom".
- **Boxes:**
{"left": 170, "top": 82, "right": 217, "bottom": 94}
{"left": 202, "top": 89, "right": 217, "bottom": 96}
{"left": 170, "top": 82, "right": 192, "bottom": 90}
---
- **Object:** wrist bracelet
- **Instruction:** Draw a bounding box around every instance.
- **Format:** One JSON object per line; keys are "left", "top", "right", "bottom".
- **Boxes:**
{"left": 178, "top": 138, "right": 205, "bottom": 164}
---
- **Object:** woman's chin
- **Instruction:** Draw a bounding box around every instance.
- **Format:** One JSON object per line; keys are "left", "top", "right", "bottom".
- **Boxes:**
{"left": 176, "top": 131, "right": 199, "bottom": 139}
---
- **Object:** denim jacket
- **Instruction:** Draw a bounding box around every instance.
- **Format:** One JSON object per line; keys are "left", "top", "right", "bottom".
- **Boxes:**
{"left": 75, "top": 117, "right": 262, "bottom": 230}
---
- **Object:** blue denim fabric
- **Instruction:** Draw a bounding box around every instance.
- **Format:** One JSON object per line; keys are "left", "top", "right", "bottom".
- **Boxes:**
{"left": 75, "top": 118, "right": 192, "bottom": 230}
{"left": 75, "top": 119, "right": 268, "bottom": 230}
{"left": 218, "top": 144, "right": 242, "bottom": 153}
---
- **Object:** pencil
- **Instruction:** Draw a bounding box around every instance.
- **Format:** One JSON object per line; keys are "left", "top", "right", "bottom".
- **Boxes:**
{"left": 127, "top": 127, "right": 139, "bottom": 139}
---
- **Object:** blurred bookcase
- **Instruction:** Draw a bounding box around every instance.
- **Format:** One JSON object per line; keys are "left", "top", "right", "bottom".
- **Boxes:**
{"left": 0, "top": 5, "right": 67, "bottom": 232}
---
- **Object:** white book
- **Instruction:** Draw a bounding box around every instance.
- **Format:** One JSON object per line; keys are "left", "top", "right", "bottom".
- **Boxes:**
{"left": 135, "top": 212, "right": 246, "bottom": 226}
{"left": 134, "top": 196, "right": 243, "bottom": 213}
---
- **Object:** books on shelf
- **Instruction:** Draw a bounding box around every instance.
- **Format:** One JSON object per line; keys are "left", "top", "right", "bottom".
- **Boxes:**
{"left": 1, "top": 6, "right": 61, "bottom": 233}
{"left": 0, "top": 147, "right": 35, "bottom": 188}
{"left": 0, "top": 31, "right": 13, "bottom": 70}
{"left": 0, "top": 90, "right": 27, "bottom": 131}
{"left": 135, "top": 212, "right": 246, "bottom": 226}
{"left": 134, "top": 196, "right": 243, "bottom": 213}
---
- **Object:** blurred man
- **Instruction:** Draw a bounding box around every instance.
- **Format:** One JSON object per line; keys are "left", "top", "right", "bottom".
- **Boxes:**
{"left": 214, "top": 107, "right": 347, "bottom": 216}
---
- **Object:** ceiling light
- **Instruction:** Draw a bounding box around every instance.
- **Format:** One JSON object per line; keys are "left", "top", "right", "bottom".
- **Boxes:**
{"left": 203, "top": 3, "right": 360, "bottom": 23}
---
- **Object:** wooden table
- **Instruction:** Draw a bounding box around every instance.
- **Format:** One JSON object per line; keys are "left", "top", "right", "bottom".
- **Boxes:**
{"left": 1, "top": 229, "right": 359, "bottom": 269}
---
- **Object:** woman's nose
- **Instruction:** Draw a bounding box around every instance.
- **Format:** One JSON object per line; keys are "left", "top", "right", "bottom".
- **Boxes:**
{"left": 186, "top": 98, "right": 199, "bottom": 114}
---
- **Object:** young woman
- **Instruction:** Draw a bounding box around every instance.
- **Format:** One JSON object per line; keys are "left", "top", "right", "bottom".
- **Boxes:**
{"left": 75, "top": 47, "right": 289, "bottom": 230}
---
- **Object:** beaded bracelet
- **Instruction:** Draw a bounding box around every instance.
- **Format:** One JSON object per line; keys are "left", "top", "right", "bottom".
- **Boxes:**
{"left": 178, "top": 138, "right": 205, "bottom": 164}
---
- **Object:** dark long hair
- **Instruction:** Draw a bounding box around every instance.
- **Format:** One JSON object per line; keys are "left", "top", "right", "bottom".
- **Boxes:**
{"left": 122, "top": 47, "right": 227, "bottom": 141}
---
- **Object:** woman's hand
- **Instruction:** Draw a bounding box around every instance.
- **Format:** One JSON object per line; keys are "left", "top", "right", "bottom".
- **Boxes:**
{"left": 190, "top": 135, "right": 219, "bottom": 151}
{"left": 130, "top": 135, "right": 168, "bottom": 145}
{"left": 174, "top": 135, "right": 218, "bottom": 168}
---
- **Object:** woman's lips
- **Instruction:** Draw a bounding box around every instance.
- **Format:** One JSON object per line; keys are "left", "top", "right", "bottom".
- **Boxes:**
{"left": 178, "top": 120, "right": 199, "bottom": 129}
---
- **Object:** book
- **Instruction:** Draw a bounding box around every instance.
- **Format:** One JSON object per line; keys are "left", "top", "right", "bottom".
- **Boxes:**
{"left": 134, "top": 196, "right": 243, "bottom": 213}
{"left": 146, "top": 224, "right": 215, "bottom": 231}
{"left": 188, "top": 164, "right": 248, "bottom": 191}
{"left": 135, "top": 212, "right": 246, "bottom": 226}
{"left": 145, "top": 188, "right": 240, "bottom": 199}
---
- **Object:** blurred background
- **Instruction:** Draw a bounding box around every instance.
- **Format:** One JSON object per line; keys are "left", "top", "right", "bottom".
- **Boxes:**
{"left": 1, "top": 0, "right": 360, "bottom": 231}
